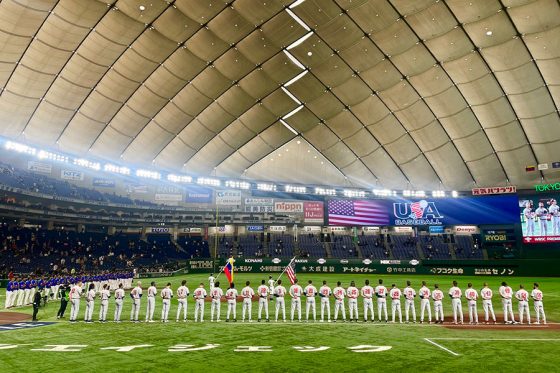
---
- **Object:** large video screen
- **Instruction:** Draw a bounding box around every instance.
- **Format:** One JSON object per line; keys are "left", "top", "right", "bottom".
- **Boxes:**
{"left": 519, "top": 195, "right": 560, "bottom": 243}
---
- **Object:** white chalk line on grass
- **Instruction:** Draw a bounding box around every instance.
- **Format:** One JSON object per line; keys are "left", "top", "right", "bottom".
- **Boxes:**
{"left": 423, "top": 338, "right": 460, "bottom": 356}
{"left": 424, "top": 337, "right": 560, "bottom": 356}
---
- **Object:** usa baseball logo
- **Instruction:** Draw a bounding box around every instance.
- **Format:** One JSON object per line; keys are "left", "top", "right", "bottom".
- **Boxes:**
{"left": 393, "top": 200, "right": 443, "bottom": 226}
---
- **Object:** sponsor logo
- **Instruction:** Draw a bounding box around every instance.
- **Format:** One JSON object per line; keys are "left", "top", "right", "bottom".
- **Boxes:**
{"left": 294, "top": 259, "right": 308, "bottom": 263}
{"left": 524, "top": 236, "right": 560, "bottom": 243}
{"left": 274, "top": 201, "right": 304, "bottom": 213}
{"left": 340, "top": 259, "right": 348, "bottom": 264}
{"left": 317, "top": 258, "right": 326, "bottom": 265}
{"left": 409, "top": 259, "right": 419, "bottom": 266}
{"left": 244, "top": 259, "right": 263, "bottom": 263}
{"left": 380, "top": 260, "right": 401, "bottom": 265}
{"left": 272, "top": 258, "right": 281, "bottom": 264}
{"left": 534, "top": 183, "right": 560, "bottom": 192}
{"left": 362, "top": 259, "right": 372, "bottom": 265}
{"left": 393, "top": 200, "right": 443, "bottom": 226}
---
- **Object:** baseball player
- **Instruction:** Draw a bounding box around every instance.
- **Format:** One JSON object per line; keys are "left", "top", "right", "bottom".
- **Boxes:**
{"left": 319, "top": 280, "right": 332, "bottom": 322}
{"left": 465, "top": 283, "right": 479, "bottom": 324}
{"left": 403, "top": 280, "right": 416, "bottom": 323}
{"left": 210, "top": 281, "right": 223, "bottom": 322}
{"left": 193, "top": 283, "right": 207, "bottom": 322}
{"left": 347, "top": 281, "right": 359, "bottom": 322}
{"left": 268, "top": 275, "right": 275, "bottom": 300}
{"left": 176, "top": 280, "right": 189, "bottom": 322}
{"left": 389, "top": 284, "right": 402, "bottom": 323}
{"left": 480, "top": 282, "right": 496, "bottom": 324}
{"left": 274, "top": 279, "right": 287, "bottom": 322}
{"left": 4, "top": 280, "right": 12, "bottom": 309}
{"left": 432, "top": 284, "right": 444, "bottom": 324}
{"left": 535, "top": 201, "right": 548, "bottom": 236}
{"left": 523, "top": 201, "right": 535, "bottom": 236}
{"left": 16, "top": 279, "right": 25, "bottom": 307}
{"left": 98, "top": 284, "right": 110, "bottom": 323}
{"left": 304, "top": 280, "right": 317, "bottom": 322}
{"left": 6, "top": 281, "right": 16, "bottom": 308}
{"left": 499, "top": 281, "right": 516, "bottom": 324}
{"left": 515, "top": 284, "right": 531, "bottom": 324}
{"left": 448, "top": 281, "right": 463, "bottom": 324}
{"left": 84, "top": 283, "right": 96, "bottom": 323}
{"left": 257, "top": 280, "right": 269, "bottom": 322}
{"left": 130, "top": 281, "right": 142, "bottom": 323}
{"left": 333, "top": 281, "right": 346, "bottom": 322}
{"left": 23, "top": 279, "right": 31, "bottom": 305}
{"left": 241, "top": 281, "right": 254, "bottom": 322}
{"left": 208, "top": 273, "right": 215, "bottom": 292}
{"left": 114, "top": 283, "right": 125, "bottom": 322}
{"left": 69, "top": 280, "right": 83, "bottom": 322}
{"left": 145, "top": 281, "right": 157, "bottom": 323}
{"left": 161, "top": 283, "right": 173, "bottom": 322}
{"left": 361, "top": 279, "right": 375, "bottom": 322}
{"left": 531, "top": 283, "right": 546, "bottom": 324}
{"left": 289, "top": 279, "right": 303, "bottom": 322}
{"left": 375, "top": 279, "right": 388, "bottom": 322}
{"left": 549, "top": 199, "right": 560, "bottom": 235}
{"left": 225, "top": 283, "right": 238, "bottom": 322}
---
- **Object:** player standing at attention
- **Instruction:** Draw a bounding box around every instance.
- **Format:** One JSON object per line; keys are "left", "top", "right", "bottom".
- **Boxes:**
{"left": 176, "top": 280, "right": 189, "bottom": 322}
{"left": 225, "top": 283, "right": 238, "bottom": 322}
{"left": 69, "top": 280, "right": 83, "bottom": 323}
{"left": 535, "top": 201, "right": 548, "bottom": 236}
{"left": 448, "top": 281, "right": 463, "bottom": 324}
{"left": 523, "top": 201, "right": 535, "bottom": 236}
{"left": 241, "top": 281, "right": 255, "bottom": 322}
{"left": 210, "top": 281, "right": 223, "bottom": 322}
{"left": 114, "top": 283, "right": 125, "bottom": 322}
{"left": 375, "top": 279, "right": 388, "bottom": 322}
{"left": 499, "top": 281, "right": 516, "bottom": 324}
{"left": 465, "top": 283, "right": 479, "bottom": 325}
{"left": 289, "top": 279, "right": 303, "bottom": 322}
{"left": 268, "top": 276, "right": 275, "bottom": 300}
{"left": 549, "top": 199, "right": 560, "bottom": 235}
{"left": 333, "top": 281, "right": 346, "bottom": 322}
{"left": 145, "top": 281, "right": 157, "bottom": 323}
{"left": 304, "top": 280, "right": 317, "bottom": 322}
{"left": 193, "top": 283, "right": 207, "bottom": 322}
{"left": 419, "top": 281, "right": 431, "bottom": 323}
{"left": 319, "top": 280, "right": 332, "bottom": 322}
{"left": 257, "top": 280, "right": 269, "bottom": 322}
{"left": 531, "top": 283, "right": 546, "bottom": 324}
{"left": 432, "top": 284, "right": 444, "bottom": 324}
{"left": 515, "top": 284, "right": 531, "bottom": 324}
{"left": 347, "top": 281, "right": 359, "bottom": 322}
{"left": 208, "top": 273, "right": 215, "bottom": 292}
{"left": 98, "top": 284, "right": 110, "bottom": 323}
{"left": 84, "top": 283, "right": 96, "bottom": 323}
{"left": 161, "top": 283, "right": 173, "bottom": 323}
{"left": 480, "top": 282, "right": 496, "bottom": 324}
{"left": 274, "top": 280, "right": 287, "bottom": 322}
{"left": 389, "top": 284, "right": 402, "bottom": 323}
{"left": 130, "top": 281, "right": 142, "bottom": 323}
{"left": 403, "top": 280, "right": 416, "bottom": 323}
{"left": 361, "top": 279, "right": 375, "bottom": 322}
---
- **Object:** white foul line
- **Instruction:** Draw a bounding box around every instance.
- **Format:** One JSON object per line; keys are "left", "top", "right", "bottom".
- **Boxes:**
{"left": 429, "top": 338, "right": 560, "bottom": 341}
{"left": 423, "top": 338, "right": 460, "bottom": 356}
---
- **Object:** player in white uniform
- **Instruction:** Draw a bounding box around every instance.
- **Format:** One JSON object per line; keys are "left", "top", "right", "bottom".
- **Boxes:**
{"left": 208, "top": 273, "right": 215, "bottom": 292}
{"left": 257, "top": 280, "right": 269, "bottom": 322}
{"left": 523, "top": 202, "right": 535, "bottom": 236}
{"left": 130, "top": 281, "right": 142, "bottom": 323}
{"left": 535, "top": 202, "right": 548, "bottom": 236}
{"left": 347, "top": 281, "right": 359, "bottom": 322}
{"left": 319, "top": 280, "right": 332, "bottom": 322}
{"left": 176, "top": 280, "right": 189, "bottom": 322}
{"left": 84, "top": 283, "right": 96, "bottom": 323}
{"left": 304, "top": 280, "right": 317, "bottom": 322}
{"left": 69, "top": 281, "right": 83, "bottom": 322}
{"left": 389, "top": 284, "right": 402, "bottom": 323}
{"left": 432, "top": 284, "right": 444, "bottom": 324}
{"left": 499, "top": 281, "right": 516, "bottom": 324}
{"left": 333, "top": 281, "right": 346, "bottom": 322}
{"left": 465, "top": 283, "right": 479, "bottom": 324}
{"left": 419, "top": 281, "right": 431, "bottom": 323}
{"left": 225, "top": 283, "right": 238, "bottom": 322}
{"left": 515, "top": 284, "right": 531, "bottom": 324}
{"left": 268, "top": 276, "right": 275, "bottom": 300}
{"left": 274, "top": 280, "right": 287, "bottom": 322}
{"left": 145, "top": 282, "right": 157, "bottom": 323}
{"left": 98, "top": 284, "right": 110, "bottom": 323}
{"left": 480, "top": 282, "right": 496, "bottom": 324}
{"left": 549, "top": 199, "right": 560, "bottom": 235}
{"left": 210, "top": 281, "right": 223, "bottom": 322}
{"left": 361, "top": 279, "right": 375, "bottom": 322}
{"left": 241, "top": 281, "right": 255, "bottom": 322}
{"left": 448, "top": 281, "right": 463, "bottom": 324}
{"left": 531, "top": 283, "right": 546, "bottom": 324}
{"left": 403, "top": 280, "right": 416, "bottom": 323}
{"left": 375, "top": 279, "right": 388, "bottom": 322}
{"left": 114, "top": 283, "right": 125, "bottom": 322}
{"left": 161, "top": 283, "right": 173, "bottom": 322}
{"left": 193, "top": 283, "right": 207, "bottom": 322}
{"left": 289, "top": 279, "right": 303, "bottom": 322}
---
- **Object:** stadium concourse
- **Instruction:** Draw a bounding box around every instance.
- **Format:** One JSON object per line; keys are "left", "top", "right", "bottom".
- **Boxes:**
{"left": 1, "top": 0, "right": 560, "bottom": 372}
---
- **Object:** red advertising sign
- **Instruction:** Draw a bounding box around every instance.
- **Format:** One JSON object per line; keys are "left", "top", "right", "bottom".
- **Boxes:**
{"left": 304, "top": 202, "right": 324, "bottom": 224}
{"left": 472, "top": 186, "right": 517, "bottom": 195}
{"left": 523, "top": 236, "right": 560, "bottom": 244}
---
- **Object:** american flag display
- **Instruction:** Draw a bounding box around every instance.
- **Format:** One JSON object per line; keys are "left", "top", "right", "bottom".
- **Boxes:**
{"left": 328, "top": 199, "right": 389, "bottom": 226}
{"left": 285, "top": 259, "right": 297, "bottom": 285}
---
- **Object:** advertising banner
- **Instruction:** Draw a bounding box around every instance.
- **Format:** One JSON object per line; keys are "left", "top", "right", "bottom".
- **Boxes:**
{"left": 247, "top": 225, "right": 264, "bottom": 232}
{"left": 454, "top": 226, "right": 478, "bottom": 235}
{"left": 274, "top": 201, "right": 303, "bottom": 213}
{"left": 428, "top": 226, "right": 444, "bottom": 234}
{"left": 61, "top": 170, "right": 84, "bottom": 181}
{"left": 147, "top": 227, "right": 171, "bottom": 234}
{"left": 216, "top": 191, "right": 242, "bottom": 206}
{"left": 155, "top": 193, "right": 182, "bottom": 202}
{"left": 127, "top": 184, "right": 148, "bottom": 194}
{"left": 304, "top": 201, "right": 324, "bottom": 223}
{"left": 178, "top": 227, "right": 202, "bottom": 234}
{"left": 472, "top": 186, "right": 517, "bottom": 195}
{"left": 184, "top": 186, "right": 212, "bottom": 203}
{"left": 245, "top": 198, "right": 274, "bottom": 205}
{"left": 268, "top": 226, "right": 287, "bottom": 232}
{"left": 27, "top": 161, "right": 51, "bottom": 174}
{"left": 93, "top": 178, "right": 115, "bottom": 187}
{"left": 519, "top": 194, "right": 560, "bottom": 244}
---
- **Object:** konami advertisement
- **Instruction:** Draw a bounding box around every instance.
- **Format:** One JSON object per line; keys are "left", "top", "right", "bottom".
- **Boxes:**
{"left": 519, "top": 195, "right": 560, "bottom": 244}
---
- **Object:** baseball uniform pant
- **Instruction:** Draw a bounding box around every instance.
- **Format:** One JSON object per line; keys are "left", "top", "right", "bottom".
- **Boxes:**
{"left": 258, "top": 298, "right": 269, "bottom": 320}
{"left": 451, "top": 298, "right": 463, "bottom": 323}
{"left": 334, "top": 300, "right": 346, "bottom": 321}
{"left": 227, "top": 301, "right": 237, "bottom": 320}
{"left": 24, "top": 289, "right": 31, "bottom": 305}
{"left": 16, "top": 290, "right": 24, "bottom": 306}
{"left": 534, "top": 301, "right": 546, "bottom": 324}
{"left": 99, "top": 300, "right": 108, "bottom": 321}
{"left": 70, "top": 299, "right": 80, "bottom": 321}
{"left": 321, "top": 299, "right": 330, "bottom": 321}
{"left": 211, "top": 300, "right": 220, "bottom": 321}
{"left": 482, "top": 300, "right": 496, "bottom": 322}
{"left": 363, "top": 298, "right": 374, "bottom": 321}
{"left": 130, "top": 299, "right": 140, "bottom": 321}
{"left": 177, "top": 299, "right": 187, "bottom": 321}
{"left": 348, "top": 299, "right": 358, "bottom": 320}
{"left": 306, "top": 299, "right": 316, "bottom": 321}
{"left": 114, "top": 299, "right": 123, "bottom": 321}
{"left": 146, "top": 297, "right": 155, "bottom": 321}
{"left": 4, "top": 291, "right": 11, "bottom": 308}
{"left": 553, "top": 217, "right": 560, "bottom": 235}
{"left": 405, "top": 299, "right": 416, "bottom": 322}
{"left": 526, "top": 220, "right": 534, "bottom": 235}
{"left": 275, "top": 298, "right": 286, "bottom": 321}
{"left": 502, "top": 299, "right": 515, "bottom": 322}
{"left": 434, "top": 301, "right": 444, "bottom": 321}
{"left": 85, "top": 300, "right": 94, "bottom": 321}
{"left": 29, "top": 288, "right": 36, "bottom": 304}
{"left": 377, "top": 299, "right": 388, "bottom": 321}
{"left": 195, "top": 299, "right": 205, "bottom": 321}
{"left": 391, "top": 300, "right": 402, "bottom": 323}
{"left": 468, "top": 301, "right": 478, "bottom": 323}
{"left": 242, "top": 299, "right": 252, "bottom": 321}
{"left": 518, "top": 301, "right": 530, "bottom": 324}
{"left": 539, "top": 220, "right": 547, "bottom": 236}
{"left": 161, "top": 299, "right": 170, "bottom": 321}
{"left": 291, "top": 299, "right": 301, "bottom": 321}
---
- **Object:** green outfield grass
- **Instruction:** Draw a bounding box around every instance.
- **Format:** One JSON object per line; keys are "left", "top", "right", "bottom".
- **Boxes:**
{"left": 1, "top": 273, "right": 560, "bottom": 373}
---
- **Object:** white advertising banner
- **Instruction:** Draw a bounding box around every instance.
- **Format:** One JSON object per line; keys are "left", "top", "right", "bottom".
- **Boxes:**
{"left": 27, "top": 161, "right": 51, "bottom": 174}
{"left": 274, "top": 201, "right": 304, "bottom": 213}
{"left": 61, "top": 170, "right": 84, "bottom": 181}
{"left": 179, "top": 227, "right": 202, "bottom": 234}
{"left": 208, "top": 225, "right": 235, "bottom": 235}
{"left": 454, "top": 226, "right": 478, "bottom": 235}
{"left": 155, "top": 193, "right": 183, "bottom": 202}
{"left": 244, "top": 198, "right": 274, "bottom": 205}
{"left": 216, "top": 191, "right": 242, "bottom": 206}
{"left": 268, "top": 226, "right": 287, "bottom": 232}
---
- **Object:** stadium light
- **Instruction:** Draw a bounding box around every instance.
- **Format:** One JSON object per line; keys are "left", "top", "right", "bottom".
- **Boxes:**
{"left": 167, "top": 174, "right": 192, "bottom": 183}
{"left": 104, "top": 164, "right": 130, "bottom": 175}
{"left": 403, "top": 190, "right": 412, "bottom": 197}
{"left": 135, "top": 169, "right": 161, "bottom": 180}
{"left": 74, "top": 158, "right": 101, "bottom": 171}
{"left": 315, "top": 187, "right": 336, "bottom": 196}
{"left": 343, "top": 189, "right": 366, "bottom": 198}
{"left": 372, "top": 189, "right": 394, "bottom": 197}
{"left": 285, "top": 185, "right": 306, "bottom": 193}
{"left": 5, "top": 141, "right": 36, "bottom": 156}
{"left": 257, "top": 183, "right": 277, "bottom": 192}
{"left": 197, "top": 177, "right": 221, "bottom": 187}
{"left": 225, "top": 180, "right": 250, "bottom": 189}
{"left": 38, "top": 150, "right": 68, "bottom": 163}
{"left": 431, "top": 190, "right": 446, "bottom": 198}
{"left": 452, "top": 190, "right": 459, "bottom": 198}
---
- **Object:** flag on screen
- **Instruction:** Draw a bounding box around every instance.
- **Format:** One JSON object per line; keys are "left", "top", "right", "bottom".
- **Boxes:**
{"left": 525, "top": 165, "right": 536, "bottom": 172}
{"left": 552, "top": 162, "right": 560, "bottom": 169}
{"left": 285, "top": 259, "right": 297, "bottom": 285}
{"left": 328, "top": 199, "right": 389, "bottom": 226}
{"left": 224, "top": 257, "right": 234, "bottom": 284}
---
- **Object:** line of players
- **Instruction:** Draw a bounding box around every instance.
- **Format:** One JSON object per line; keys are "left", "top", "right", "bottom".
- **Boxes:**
{"left": 61, "top": 276, "right": 547, "bottom": 325}
{"left": 523, "top": 199, "right": 560, "bottom": 236}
